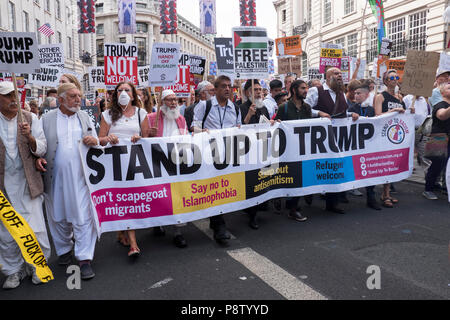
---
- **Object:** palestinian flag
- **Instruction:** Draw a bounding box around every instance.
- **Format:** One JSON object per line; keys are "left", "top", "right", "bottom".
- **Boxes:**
{"left": 233, "top": 29, "right": 267, "bottom": 49}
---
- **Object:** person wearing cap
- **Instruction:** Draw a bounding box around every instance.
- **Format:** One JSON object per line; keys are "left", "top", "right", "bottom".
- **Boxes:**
{"left": 430, "top": 70, "right": 450, "bottom": 107}
{"left": 0, "top": 82, "right": 51, "bottom": 289}
{"left": 374, "top": 69, "right": 406, "bottom": 208}
{"left": 141, "top": 89, "right": 189, "bottom": 248}
{"left": 191, "top": 75, "right": 241, "bottom": 247}
{"left": 36, "top": 82, "right": 99, "bottom": 280}
{"left": 98, "top": 82, "right": 147, "bottom": 258}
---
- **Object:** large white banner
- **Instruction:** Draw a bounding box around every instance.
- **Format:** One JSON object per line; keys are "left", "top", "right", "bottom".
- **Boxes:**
{"left": 80, "top": 113, "right": 415, "bottom": 234}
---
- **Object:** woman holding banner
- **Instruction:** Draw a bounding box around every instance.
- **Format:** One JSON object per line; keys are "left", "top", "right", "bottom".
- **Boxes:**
{"left": 374, "top": 69, "right": 406, "bottom": 208}
{"left": 98, "top": 82, "right": 147, "bottom": 258}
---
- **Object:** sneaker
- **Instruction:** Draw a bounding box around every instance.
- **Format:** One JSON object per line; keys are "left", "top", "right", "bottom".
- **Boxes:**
{"left": 287, "top": 210, "right": 307, "bottom": 222}
{"left": 25, "top": 264, "right": 41, "bottom": 285}
{"left": 2, "top": 270, "right": 26, "bottom": 289}
{"left": 422, "top": 191, "right": 438, "bottom": 200}
{"left": 58, "top": 251, "right": 72, "bottom": 266}
{"left": 349, "top": 189, "right": 363, "bottom": 196}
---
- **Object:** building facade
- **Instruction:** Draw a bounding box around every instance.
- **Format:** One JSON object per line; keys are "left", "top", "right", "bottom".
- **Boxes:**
{"left": 95, "top": 0, "right": 215, "bottom": 76}
{"left": 273, "top": 0, "right": 449, "bottom": 77}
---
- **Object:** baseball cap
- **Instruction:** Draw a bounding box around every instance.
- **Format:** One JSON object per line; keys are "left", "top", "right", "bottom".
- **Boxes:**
{"left": 0, "top": 81, "right": 15, "bottom": 95}
{"left": 436, "top": 69, "right": 450, "bottom": 78}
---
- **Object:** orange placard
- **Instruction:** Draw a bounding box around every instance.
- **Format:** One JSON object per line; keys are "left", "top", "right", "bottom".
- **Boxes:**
{"left": 386, "top": 59, "right": 406, "bottom": 82}
{"left": 275, "top": 35, "right": 302, "bottom": 56}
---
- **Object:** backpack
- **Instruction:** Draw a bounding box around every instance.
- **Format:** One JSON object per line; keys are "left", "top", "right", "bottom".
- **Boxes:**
{"left": 202, "top": 99, "right": 240, "bottom": 129}
{"left": 417, "top": 116, "right": 433, "bottom": 137}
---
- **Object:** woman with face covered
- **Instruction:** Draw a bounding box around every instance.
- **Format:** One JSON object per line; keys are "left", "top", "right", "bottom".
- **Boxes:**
{"left": 98, "top": 82, "right": 147, "bottom": 258}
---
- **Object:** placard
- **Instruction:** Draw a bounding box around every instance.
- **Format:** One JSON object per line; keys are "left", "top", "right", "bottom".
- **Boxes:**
{"left": 439, "top": 52, "right": 450, "bottom": 72}
{"left": 148, "top": 43, "right": 180, "bottom": 87}
{"left": 0, "top": 32, "right": 41, "bottom": 73}
{"left": 28, "top": 67, "right": 62, "bottom": 87}
{"left": 386, "top": 59, "right": 406, "bottom": 82}
{"left": 232, "top": 26, "right": 269, "bottom": 79}
{"left": 214, "top": 37, "right": 235, "bottom": 79}
{"left": 164, "top": 65, "right": 191, "bottom": 98}
{"left": 38, "top": 44, "right": 65, "bottom": 69}
{"left": 275, "top": 35, "right": 302, "bottom": 56}
{"left": 104, "top": 43, "right": 138, "bottom": 87}
{"left": 138, "top": 66, "right": 150, "bottom": 88}
{"left": 88, "top": 66, "right": 106, "bottom": 89}
{"left": 401, "top": 50, "right": 440, "bottom": 97}
{"left": 319, "top": 43, "right": 342, "bottom": 73}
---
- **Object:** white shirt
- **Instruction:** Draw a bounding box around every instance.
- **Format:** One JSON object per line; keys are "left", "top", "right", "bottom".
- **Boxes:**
{"left": 162, "top": 116, "right": 179, "bottom": 137}
{"left": 51, "top": 109, "right": 97, "bottom": 225}
{"left": 403, "top": 95, "right": 430, "bottom": 129}
{"left": 102, "top": 107, "right": 147, "bottom": 139}
{"left": 263, "top": 94, "right": 278, "bottom": 119}
{"left": 192, "top": 96, "right": 241, "bottom": 130}
{"left": 0, "top": 112, "right": 47, "bottom": 233}
{"left": 304, "top": 83, "right": 333, "bottom": 117}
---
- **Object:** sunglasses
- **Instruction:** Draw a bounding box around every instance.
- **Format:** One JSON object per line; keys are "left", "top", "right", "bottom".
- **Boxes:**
{"left": 389, "top": 76, "right": 400, "bottom": 80}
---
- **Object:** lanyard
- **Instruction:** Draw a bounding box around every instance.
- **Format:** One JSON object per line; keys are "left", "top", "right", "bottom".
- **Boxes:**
{"left": 360, "top": 106, "right": 367, "bottom": 117}
{"left": 217, "top": 105, "right": 227, "bottom": 129}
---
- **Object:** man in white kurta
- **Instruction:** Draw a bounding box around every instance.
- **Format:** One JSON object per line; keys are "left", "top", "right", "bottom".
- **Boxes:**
{"left": 0, "top": 82, "right": 51, "bottom": 289}
{"left": 39, "top": 83, "right": 99, "bottom": 280}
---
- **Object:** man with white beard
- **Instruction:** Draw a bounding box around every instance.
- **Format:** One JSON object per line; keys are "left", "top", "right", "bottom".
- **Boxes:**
{"left": 240, "top": 79, "right": 270, "bottom": 125}
{"left": 142, "top": 89, "right": 189, "bottom": 248}
{"left": 37, "top": 83, "right": 99, "bottom": 280}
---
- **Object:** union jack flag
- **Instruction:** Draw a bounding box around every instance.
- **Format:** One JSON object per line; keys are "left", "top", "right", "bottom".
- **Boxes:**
{"left": 38, "top": 23, "right": 54, "bottom": 37}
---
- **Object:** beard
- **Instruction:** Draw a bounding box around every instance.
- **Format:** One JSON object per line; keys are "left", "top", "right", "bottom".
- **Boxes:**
{"left": 63, "top": 103, "right": 80, "bottom": 113}
{"left": 329, "top": 77, "right": 344, "bottom": 93}
{"left": 161, "top": 104, "right": 180, "bottom": 121}
{"left": 249, "top": 96, "right": 265, "bottom": 109}
{"left": 294, "top": 90, "right": 305, "bottom": 101}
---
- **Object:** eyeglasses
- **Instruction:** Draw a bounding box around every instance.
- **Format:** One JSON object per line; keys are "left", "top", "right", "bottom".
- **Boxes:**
{"left": 389, "top": 76, "right": 400, "bottom": 81}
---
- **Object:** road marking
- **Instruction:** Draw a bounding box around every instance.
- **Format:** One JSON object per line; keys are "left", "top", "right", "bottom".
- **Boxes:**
{"left": 191, "top": 218, "right": 237, "bottom": 241}
{"left": 227, "top": 247, "right": 327, "bottom": 300}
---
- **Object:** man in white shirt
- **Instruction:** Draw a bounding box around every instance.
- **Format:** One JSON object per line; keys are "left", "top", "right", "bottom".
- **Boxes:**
{"left": 0, "top": 82, "right": 51, "bottom": 289}
{"left": 38, "top": 83, "right": 99, "bottom": 280}
{"left": 191, "top": 75, "right": 241, "bottom": 246}
{"left": 263, "top": 79, "right": 283, "bottom": 119}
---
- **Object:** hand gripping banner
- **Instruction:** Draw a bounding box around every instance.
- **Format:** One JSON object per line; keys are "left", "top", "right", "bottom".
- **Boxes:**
{"left": 0, "top": 191, "right": 53, "bottom": 283}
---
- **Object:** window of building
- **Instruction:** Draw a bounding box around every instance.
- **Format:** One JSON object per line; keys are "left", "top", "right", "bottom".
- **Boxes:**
{"left": 67, "top": 36, "right": 73, "bottom": 59}
{"left": 282, "top": 9, "right": 287, "bottom": 23}
{"left": 96, "top": 39, "right": 104, "bottom": 66}
{"left": 22, "top": 11, "right": 29, "bottom": 32}
{"left": 119, "top": 37, "right": 126, "bottom": 43}
{"left": 36, "top": 19, "right": 41, "bottom": 44}
{"left": 347, "top": 33, "right": 358, "bottom": 57}
{"left": 97, "top": 24, "right": 104, "bottom": 35}
{"left": 323, "top": 0, "right": 332, "bottom": 24}
{"left": 45, "top": 0, "right": 50, "bottom": 12}
{"left": 344, "top": 0, "right": 355, "bottom": 16}
{"left": 408, "top": 11, "right": 427, "bottom": 51}
{"left": 8, "top": 2, "right": 16, "bottom": 31}
{"left": 307, "top": 0, "right": 312, "bottom": 23}
{"left": 367, "top": 27, "right": 378, "bottom": 62}
{"left": 56, "top": 0, "right": 61, "bottom": 19}
{"left": 135, "top": 37, "right": 147, "bottom": 66}
{"left": 136, "top": 22, "right": 148, "bottom": 33}
{"left": 33, "top": 0, "right": 40, "bottom": 5}
{"left": 57, "top": 31, "right": 62, "bottom": 44}
{"left": 335, "top": 37, "right": 346, "bottom": 56}
{"left": 137, "top": 2, "right": 147, "bottom": 8}
{"left": 388, "top": 17, "right": 406, "bottom": 57}
{"left": 302, "top": 52, "right": 308, "bottom": 72}
{"left": 96, "top": 3, "right": 104, "bottom": 13}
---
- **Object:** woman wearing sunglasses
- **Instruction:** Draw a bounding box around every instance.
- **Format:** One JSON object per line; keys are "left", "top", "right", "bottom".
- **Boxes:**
{"left": 374, "top": 69, "right": 406, "bottom": 208}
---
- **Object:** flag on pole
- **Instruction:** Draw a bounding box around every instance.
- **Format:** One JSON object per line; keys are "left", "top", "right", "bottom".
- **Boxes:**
{"left": 209, "top": 61, "right": 217, "bottom": 75}
{"left": 368, "top": 0, "right": 386, "bottom": 52}
{"left": 199, "top": 0, "right": 216, "bottom": 35}
{"left": 78, "top": 0, "right": 96, "bottom": 33}
{"left": 239, "top": 0, "right": 256, "bottom": 27}
{"left": 160, "top": 0, "right": 178, "bottom": 34}
{"left": 38, "top": 23, "right": 54, "bottom": 37}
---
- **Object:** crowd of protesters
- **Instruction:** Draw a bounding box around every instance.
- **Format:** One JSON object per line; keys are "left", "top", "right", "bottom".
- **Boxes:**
{"left": 0, "top": 65, "right": 449, "bottom": 289}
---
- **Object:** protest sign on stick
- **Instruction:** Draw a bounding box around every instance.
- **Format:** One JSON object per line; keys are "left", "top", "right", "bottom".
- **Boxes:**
{"left": 214, "top": 37, "right": 235, "bottom": 80}
{"left": 0, "top": 32, "right": 41, "bottom": 73}
{"left": 148, "top": 43, "right": 180, "bottom": 87}
{"left": 319, "top": 43, "right": 343, "bottom": 73}
{"left": 104, "top": 43, "right": 138, "bottom": 88}
{"left": 275, "top": 35, "right": 302, "bottom": 57}
{"left": 401, "top": 50, "right": 440, "bottom": 97}
{"left": 38, "top": 44, "right": 65, "bottom": 69}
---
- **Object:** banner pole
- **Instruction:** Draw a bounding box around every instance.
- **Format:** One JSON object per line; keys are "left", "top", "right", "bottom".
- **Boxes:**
{"left": 358, "top": 0, "right": 368, "bottom": 61}
{"left": 12, "top": 73, "right": 24, "bottom": 124}
{"left": 148, "top": 87, "right": 154, "bottom": 111}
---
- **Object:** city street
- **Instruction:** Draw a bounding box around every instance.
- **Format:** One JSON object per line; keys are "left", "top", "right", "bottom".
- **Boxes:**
{"left": 1, "top": 180, "right": 449, "bottom": 301}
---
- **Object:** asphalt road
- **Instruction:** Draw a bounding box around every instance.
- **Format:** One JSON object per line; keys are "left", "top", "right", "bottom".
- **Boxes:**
{"left": 1, "top": 181, "right": 449, "bottom": 302}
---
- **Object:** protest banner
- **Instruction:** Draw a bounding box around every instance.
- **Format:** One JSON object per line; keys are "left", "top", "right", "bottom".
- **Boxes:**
{"left": 232, "top": 26, "right": 269, "bottom": 79}
{"left": 341, "top": 57, "right": 351, "bottom": 84}
{"left": 214, "top": 37, "right": 235, "bottom": 80}
{"left": 82, "top": 104, "right": 101, "bottom": 133}
{"left": 188, "top": 55, "right": 206, "bottom": 88}
{"left": 307, "top": 67, "right": 324, "bottom": 82}
{"left": 386, "top": 59, "right": 406, "bottom": 82}
{"left": 88, "top": 66, "right": 106, "bottom": 89}
{"left": 278, "top": 56, "right": 301, "bottom": 76}
{"left": 38, "top": 44, "right": 65, "bottom": 69}
{"left": 275, "top": 35, "right": 302, "bottom": 57}
{"left": 0, "top": 32, "right": 41, "bottom": 73}
{"left": 277, "top": 57, "right": 291, "bottom": 75}
{"left": 28, "top": 67, "right": 62, "bottom": 87}
{"left": 0, "top": 191, "right": 54, "bottom": 283}
{"left": 319, "top": 43, "right": 343, "bottom": 73}
{"left": 401, "top": 50, "right": 440, "bottom": 97}
{"left": 80, "top": 112, "right": 414, "bottom": 234}
{"left": 104, "top": 43, "right": 138, "bottom": 88}
{"left": 164, "top": 65, "right": 191, "bottom": 98}
{"left": 148, "top": 42, "right": 180, "bottom": 87}
{"left": 138, "top": 65, "right": 150, "bottom": 88}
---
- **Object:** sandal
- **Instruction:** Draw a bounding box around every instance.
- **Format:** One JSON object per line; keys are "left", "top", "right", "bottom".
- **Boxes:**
{"left": 388, "top": 197, "right": 398, "bottom": 204}
{"left": 128, "top": 247, "right": 140, "bottom": 257}
{"left": 117, "top": 231, "right": 130, "bottom": 247}
{"left": 380, "top": 196, "right": 393, "bottom": 208}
